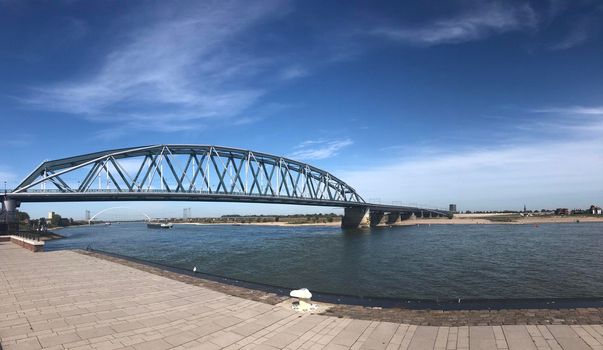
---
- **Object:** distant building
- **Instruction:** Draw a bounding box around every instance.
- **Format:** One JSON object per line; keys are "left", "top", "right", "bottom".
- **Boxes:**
{"left": 555, "top": 208, "right": 569, "bottom": 215}
{"left": 47, "top": 211, "right": 56, "bottom": 220}
{"left": 590, "top": 205, "right": 602, "bottom": 215}
{"left": 449, "top": 204, "right": 457, "bottom": 213}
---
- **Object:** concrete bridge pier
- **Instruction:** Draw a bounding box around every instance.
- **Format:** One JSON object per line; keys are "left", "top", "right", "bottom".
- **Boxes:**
{"left": 1, "top": 198, "right": 20, "bottom": 232}
{"left": 386, "top": 212, "right": 401, "bottom": 225}
{"left": 369, "top": 211, "right": 385, "bottom": 227}
{"left": 341, "top": 207, "right": 370, "bottom": 229}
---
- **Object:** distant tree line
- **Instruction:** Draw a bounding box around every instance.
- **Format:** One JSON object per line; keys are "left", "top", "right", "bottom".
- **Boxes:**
{"left": 172, "top": 213, "right": 342, "bottom": 224}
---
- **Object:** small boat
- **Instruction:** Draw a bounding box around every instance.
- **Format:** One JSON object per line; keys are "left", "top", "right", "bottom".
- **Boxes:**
{"left": 147, "top": 222, "right": 174, "bottom": 229}
{"left": 104, "top": 222, "right": 111, "bottom": 226}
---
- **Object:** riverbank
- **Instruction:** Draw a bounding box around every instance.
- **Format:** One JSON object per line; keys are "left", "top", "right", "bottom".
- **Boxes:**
{"left": 177, "top": 221, "right": 341, "bottom": 227}
{"left": 1, "top": 242, "right": 601, "bottom": 349}
{"left": 78, "top": 248, "right": 603, "bottom": 326}
{"left": 395, "top": 215, "right": 603, "bottom": 226}
{"left": 176, "top": 215, "right": 603, "bottom": 227}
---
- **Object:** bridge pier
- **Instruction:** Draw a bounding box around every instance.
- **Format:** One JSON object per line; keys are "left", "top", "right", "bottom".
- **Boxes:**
{"left": 1, "top": 198, "right": 20, "bottom": 233}
{"left": 370, "top": 211, "right": 385, "bottom": 227}
{"left": 386, "top": 212, "right": 401, "bottom": 225}
{"left": 341, "top": 207, "right": 370, "bottom": 229}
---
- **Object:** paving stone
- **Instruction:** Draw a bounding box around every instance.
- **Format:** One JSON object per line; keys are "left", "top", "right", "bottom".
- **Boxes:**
{"left": 1, "top": 337, "right": 42, "bottom": 350}
{"left": 469, "top": 326, "right": 497, "bottom": 350}
{"left": 503, "top": 325, "right": 537, "bottom": 350}
{"left": 38, "top": 331, "right": 82, "bottom": 348}
{"left": 407, "top": 326, "right": 439, "bottom": 350}
{"left": 548, "top": 325, "right": 592, "bottom": 350}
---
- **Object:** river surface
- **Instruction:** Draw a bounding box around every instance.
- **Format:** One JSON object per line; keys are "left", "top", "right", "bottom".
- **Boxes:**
{"left": 46, "top": 222, "right": 603, "bottom": 300}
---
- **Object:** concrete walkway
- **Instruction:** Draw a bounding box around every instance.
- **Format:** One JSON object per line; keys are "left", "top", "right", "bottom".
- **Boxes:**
{"left": 1, "top": 242, "right": 602, "bottom": 350}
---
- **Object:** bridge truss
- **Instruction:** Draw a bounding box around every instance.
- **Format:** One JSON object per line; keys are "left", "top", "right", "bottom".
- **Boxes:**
{"left": 11, "top": 145, "right": 365, "bottom": 206}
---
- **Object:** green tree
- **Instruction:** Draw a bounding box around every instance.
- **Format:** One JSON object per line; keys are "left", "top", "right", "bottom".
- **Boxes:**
{"left": 16, "top": 211, "right": 30, "bottom": 222}
{"left": 51, "top": 214, "right": 62, "bottom": 227}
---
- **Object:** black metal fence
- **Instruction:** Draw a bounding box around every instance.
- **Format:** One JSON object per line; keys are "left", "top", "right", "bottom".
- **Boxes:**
{"left": 15, "top": 231, "right": 41, "bottom": 241}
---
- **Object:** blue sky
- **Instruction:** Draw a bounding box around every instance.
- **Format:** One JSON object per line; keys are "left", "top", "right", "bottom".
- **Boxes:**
{"left": 1, "top": 0, "right": 602, "bottom": 219}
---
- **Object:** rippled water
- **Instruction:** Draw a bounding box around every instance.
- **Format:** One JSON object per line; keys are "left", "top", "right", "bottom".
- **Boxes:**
{"left": 46, "top": 222, "right": 603, "bottom": 299}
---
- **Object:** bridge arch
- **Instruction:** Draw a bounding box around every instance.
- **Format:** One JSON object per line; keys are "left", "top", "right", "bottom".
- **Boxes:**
{"left": 88, "top": 206, "right": 151, "bottom": 224}
{"left": 7, "top": 144, "right": 450, "bottom": 228}
{"left": 12, "top": 144, "right": 365, "bottom": 206}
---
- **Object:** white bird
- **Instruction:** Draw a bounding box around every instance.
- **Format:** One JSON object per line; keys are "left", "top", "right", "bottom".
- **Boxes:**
{"left": 193, "top": 266, "right": 197, "bottom": 273}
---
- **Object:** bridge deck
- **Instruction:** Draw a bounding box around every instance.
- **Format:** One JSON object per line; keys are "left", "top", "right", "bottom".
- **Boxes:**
{"left": 0, "top": 242, "right": 599, "bottom": 350}
{"left": 7, "top": 191, "right": 448, "bottom": 215}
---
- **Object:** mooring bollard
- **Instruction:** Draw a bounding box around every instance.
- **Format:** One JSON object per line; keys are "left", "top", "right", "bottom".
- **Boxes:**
{"left": 290, "top": 288, "right": 316, "bottom": 312}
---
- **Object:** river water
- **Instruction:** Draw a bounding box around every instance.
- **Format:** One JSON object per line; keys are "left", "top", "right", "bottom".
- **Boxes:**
{"left": 46, "top": 222, "right": 603, "bottom": 300}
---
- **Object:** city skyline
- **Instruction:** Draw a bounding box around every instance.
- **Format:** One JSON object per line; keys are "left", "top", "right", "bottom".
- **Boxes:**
{"left": 1, "top": 0, "right": 602, "bottom": 219}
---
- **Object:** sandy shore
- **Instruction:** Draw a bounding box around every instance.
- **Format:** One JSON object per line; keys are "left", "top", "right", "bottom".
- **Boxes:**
{"left": 176, "top": 221, "right": 341, "bottom": 227}
{"left": 394, "top": 215, "right": 603, "bottom": 226}
{"left": 175, "top": 215, "right": 603, "bottom": 227}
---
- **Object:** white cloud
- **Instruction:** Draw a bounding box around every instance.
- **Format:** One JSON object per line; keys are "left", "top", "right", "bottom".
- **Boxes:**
{"left": 521, "top": 106, "right": 603, "bottom": 135}
{"left": 371, "top": 2, "right": 537, "bottom": 46}
{"left": 342, "top": 139, "right": 603, "bottom": 210}
{"left": 342, "top": 106, "right": 603, "bottom": 210}
{"left": 280, "top": 65, "right": 308, "bottom": 80}
{"left": 22, "top": 0, "right": 286, "bottom": 131}
{"left": 532, "top": 106, "right": 603, "bottom": 116}
{"left": 288, "top": 139, "right": 353, "bottom": 160}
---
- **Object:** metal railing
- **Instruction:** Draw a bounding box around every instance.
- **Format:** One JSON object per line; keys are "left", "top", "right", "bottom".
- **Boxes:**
{"left": 15, "top": 231, "right": 41, "bottom": 241}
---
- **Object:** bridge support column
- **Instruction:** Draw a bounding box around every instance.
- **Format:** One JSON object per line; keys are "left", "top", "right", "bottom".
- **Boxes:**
{"left": 386, "top": 212, "right": 401, "bottom": 225}
{"left": 341, "top": 207, "right": 370, "bottom": 229}
{"left": 370, "top": 211, "right": 385, "bottom": 227}
{"left": 1, "top": 198, "right": 20, "bottom": 233}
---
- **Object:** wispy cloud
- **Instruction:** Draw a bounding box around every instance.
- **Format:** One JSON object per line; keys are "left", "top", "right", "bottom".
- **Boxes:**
{"left": 343, "top": 139, "right": 603, "bottom": 210}
{"left": 22, "top": 0, "right": 287, "bottom": 131}
{"left": 288, "top": 139, "right": 353, "bottom": 160}
{"left": 343, "top": 104, "right": 603, "bottom": 210}
{"left": 371, "top": 2, "right": 537, "bottom": 46}
{"left": 548, "top": 10, "right": 602, "bottom": 50}
{"left": 532, "top": 106, "right": 603, "bottom": 116}
{"left": 549, "top": 24, "right": 591, "bottom": 50}
{"left": 280, "top": 65, "right": 308, "bottom": 80}
{"left": 518, "top": 106, "right": 603, "bottom": 135}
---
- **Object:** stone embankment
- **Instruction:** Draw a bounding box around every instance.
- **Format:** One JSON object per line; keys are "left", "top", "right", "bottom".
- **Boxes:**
{"left": 0, "top": 235, "right": 44, "bottom": 252}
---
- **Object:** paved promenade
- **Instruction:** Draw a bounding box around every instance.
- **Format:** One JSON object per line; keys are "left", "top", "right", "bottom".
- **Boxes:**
{"left": 1, "top": 242, "right": 602, "bottom": 350}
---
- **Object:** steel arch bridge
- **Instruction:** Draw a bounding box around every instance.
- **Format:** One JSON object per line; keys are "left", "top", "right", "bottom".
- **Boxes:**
{"left": 11, "top": 145, "right": 365, "bottom": 206}
{"left": 88, "top": 207, "right": 152, "bottom": 223}
{"left": 4, "top": 144, "right": 450, "bottom": 228}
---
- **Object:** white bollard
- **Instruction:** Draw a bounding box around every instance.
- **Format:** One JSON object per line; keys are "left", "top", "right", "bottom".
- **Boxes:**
{"left": 290, "top": 288, "right": 316, "bottom": 312}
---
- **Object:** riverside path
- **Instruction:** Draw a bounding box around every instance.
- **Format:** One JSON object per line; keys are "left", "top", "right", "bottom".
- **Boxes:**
{"left": 1, "top": 242, "right": 602, "bottom": 350}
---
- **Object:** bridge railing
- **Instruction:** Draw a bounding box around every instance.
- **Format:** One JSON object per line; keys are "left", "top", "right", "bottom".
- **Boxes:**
{"left": 9, "top": 188, "right": 368, "bottom": 205}
{"left": 15, "top": 188, "right": 353, "bottom": 198}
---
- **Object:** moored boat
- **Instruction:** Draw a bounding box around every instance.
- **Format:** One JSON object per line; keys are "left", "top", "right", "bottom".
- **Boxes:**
{"left": 147, "top": 222, "right": 174, "bottom": 229}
